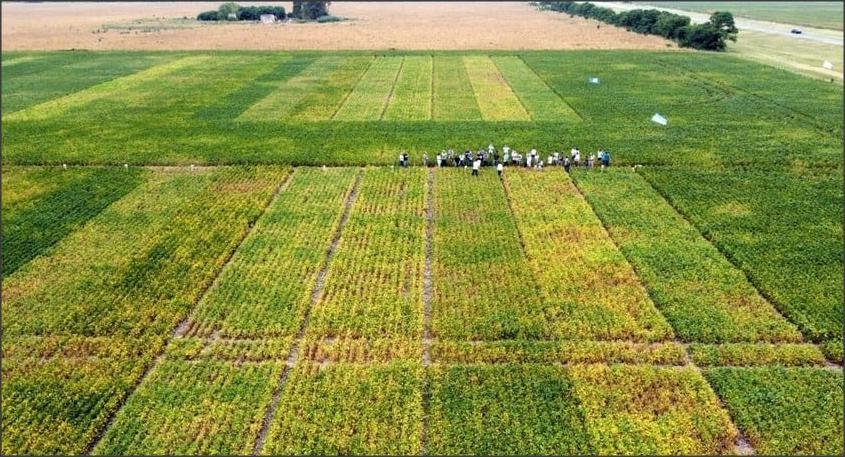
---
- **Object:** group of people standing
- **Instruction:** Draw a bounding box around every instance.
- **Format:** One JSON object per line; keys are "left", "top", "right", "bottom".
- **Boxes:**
{"left": 398, "top": 144, "right": 612, "bottom": 176}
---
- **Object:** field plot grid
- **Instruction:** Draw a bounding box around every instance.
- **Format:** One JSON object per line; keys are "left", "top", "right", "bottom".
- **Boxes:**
{"left": 2, "top": 46, "right": 843, "bottom": 456}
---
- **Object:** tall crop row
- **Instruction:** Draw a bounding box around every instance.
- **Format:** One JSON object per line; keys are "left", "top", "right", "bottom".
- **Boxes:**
{"left": 383, "top": 56, "right": 433, "bottom": 121}
{"left": 238, "top": 56, "right": 348, "bottom": 121}
{"left": 504, "top": 169, "right": 673, "bottom": 342}
{"left": 262, "top": 361, "right": 424, "bottom": 455}
{"left": 573, "top": 169, "right": 803, "bottom": 343}
{"left": 463, "top": 56, "right": 530, "bottom": 121}
{"left": 431, "top": 56, "right": 482, "bottom": 121}
{"left": 308, "top": 167, "right": 427, "bottom": 339}
{"left": 186, "top": 167, "right": 358, "bottom": 338}
{"left": 2, "top": 166, "right": 145, "bottom": 275}
{"left": 93, "top": 359, "right": 281, "bottom": 455}
{"left": 641, "top": 166, "right": 843, "bottom": 343}
{"left": 492, "top": 56, "right": 580, "bottom": 122}
{"left": 1, "top": 166, "right": 289, "bottom": 455}
{"left": 333, "top": 56, "right": 403, "bottom": 121}
{"left": 430, "top": 169, "right": 547, "bottom": 340}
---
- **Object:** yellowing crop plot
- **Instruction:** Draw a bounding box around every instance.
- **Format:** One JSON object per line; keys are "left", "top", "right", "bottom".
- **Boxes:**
{"left": 334, "top": 56, "right": 403, "bottom": 121}
{"left": 238, "top": 57, "right": 348, "bottom": 121}
{"left": 463, "top": 56, "right": 530, "bottom": 121}
{"left": 504, "top": 169, "right": 673, "bottom": 342}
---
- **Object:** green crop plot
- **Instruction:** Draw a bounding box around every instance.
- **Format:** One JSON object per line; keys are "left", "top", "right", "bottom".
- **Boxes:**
{"left": 427, "top": 364, "right": 592, "bottom": 455}
{"left": 705, "top": 367, "right": 844, "bottom": 455}
{"left": 333, "top": 56, "right": 402, "bottom": 121}
{"left": 0, "top": 52, "right": 180, "bottom": 115}
{"left": 574, "top": 169, "right": 803, "bottom": 343}
{"left": 641, "top": 166, "right": 843, "bottom": 343}
{"left": 463, "top": 55, "right": 530, "bottom": 121}
{"left": 1, "top": 166, "right": 145, "bottom": 275}
{"left": 262, "top": 361, "right": 423, "bottom": 455}
{"left": 689, "top": 343, "right": 827, "bottom": 367}
{"left": 505, "top": 169, "right": 672, "bottom": 342}
{"left": 431, "top": 55, "right": 482, "bottom": 121}
{"left": 493, "top": 56, "right": 580, "bottom": 122}
{"left": 185, "top": 167, "right": 356, "bottom": 338}
{"left": 383, "top": 56, "right": 432, "bottom": 121}
{"left": 308, "top": 168, "right": 426, "bottom": 339}
{"left": 288, "top": 56, "right": 374, "bottom": 121}
{"left": 93, "top": 359, "right": 280, "bottom": 455}
{"left": 569, "top": 364, "right": 738, "bottom": 455}
{"left": 238, "top": 56, "right": 346, "bottom": 121}
{"left": 431, "top": 169, "right": 546, "bottom": 340}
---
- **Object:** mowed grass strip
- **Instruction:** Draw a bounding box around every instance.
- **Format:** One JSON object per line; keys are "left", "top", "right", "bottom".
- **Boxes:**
{"left": 262, "top": 361, "right": 423, "bottom": 455}
{"left": 383, "top": 56, "right": 432, "bottom": 121}
{"left": 431, "top": 55, "right": 482, "bottom": 121}
{"left": 569, "top": 364, "right": 737, "bottom": 455}
{"left": 333, "top": 56, "right": 403, "bottom": 121}
{"left": 463, "top": 55, "right": 530, "bottom": 121}
{"left": 92, "top": 359, "right": 280, "bottom": 455}
{"left": 308, "top": 168, "right": 427, "bottom": 339}
{"left": 504, "top": 169, "right": 673, "bottom": 342}
{"left": 185, "top": 168, "right": 358, "bottom": 338}
{"left": 427, "top": 364, "right": 592, "bottom": 455}
{"left": 288, "top": 56, "right": 374, "bottom": 121}
{"left": 4, "top": 55, "right": 210, "bottom": 122}
{"left": 431, "top": 169, "right": 546, "bottom": 340}
{"left": 704, "top": 367, "right": 844, "bottom": 455}
{"left": 573, "top": 169, "right": 803, "bottom": 343}
{"left": 2, "top": 167, "right": 145, "bottom": 275}
{"left": 493, "top": 56, "right": 580, "bottom": 122}
{"left": 642, "top": 167, "right": 843, "bottom": 343}
{"left": 238, "top": 56, "right": 347, "bottom": 121}
{"left": 1, "top": 52, "right": 180, "bottom": 114}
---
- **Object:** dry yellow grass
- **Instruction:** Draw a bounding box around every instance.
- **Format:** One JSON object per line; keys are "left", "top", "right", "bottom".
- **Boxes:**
{"left": 1, "top": 1, "right": 675, "bottom": 51}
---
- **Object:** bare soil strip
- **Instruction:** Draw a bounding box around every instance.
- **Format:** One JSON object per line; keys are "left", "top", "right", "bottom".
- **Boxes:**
{"left": 420, "top": 169, "right": 434, "bottom": 455}
{"left": 82, "top": 169, "right": 294, "bottom": 456}
{"left": 251, "top": 169, "right": 363, "bottom": 456}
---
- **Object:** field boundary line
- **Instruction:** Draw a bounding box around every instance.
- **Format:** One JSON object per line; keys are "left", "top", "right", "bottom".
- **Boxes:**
{"left": 330, "top": 56, "right": 376, "bottom": 121}
{"left": 636, "top": 169, "right": 806, "bottom": 342}
{"left": 420, "top": 169, "right": 434, "bottom": 455}
{"left": 490, "top": 55, "right": 533, "bottom": 122}
{"left": 428, "top": 55, "right": 435, "bottom": 121}
{"left": 81, "top": 168, "right": 295, "bottom": 456}
{"left": 251, "top": 169, "right": 363, "bottom": 456}
{"left": 516, "top": 55, "right": 584, "bottom": 121}
{"left": 380, "top": 56, "right": 405, "bottom": 120}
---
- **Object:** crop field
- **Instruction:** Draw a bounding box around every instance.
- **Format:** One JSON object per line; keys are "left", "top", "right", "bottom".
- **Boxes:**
{"left": 2, "top": 48, "right": 843, "bottom": 456}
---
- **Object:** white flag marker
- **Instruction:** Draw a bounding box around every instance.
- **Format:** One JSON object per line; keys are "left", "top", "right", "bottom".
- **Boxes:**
{"left": 823, "top": 60, "right": 834, "bottom": 70}
{"left": 651, "top": 113, "right": 668, "bottom": 126}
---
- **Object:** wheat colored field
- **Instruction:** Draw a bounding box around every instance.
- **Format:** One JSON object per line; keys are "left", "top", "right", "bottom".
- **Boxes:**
{"left": 0, "top": 1, "right": 675, "bottom": 51}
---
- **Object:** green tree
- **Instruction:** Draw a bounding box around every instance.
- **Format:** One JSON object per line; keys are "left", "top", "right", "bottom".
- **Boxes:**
{"left": 218, "top": 2, "right": 240, "bottom": 20}
{"left": 710, "top": 11, "right": 738, "bottom": 42}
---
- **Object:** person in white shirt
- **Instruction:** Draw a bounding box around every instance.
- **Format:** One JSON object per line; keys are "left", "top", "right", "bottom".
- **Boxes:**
{"left": 472, "top": 158, "right": 481, "bottom": 176}
{"left": 497, "top": 162, "right": 504, "bottom": 177}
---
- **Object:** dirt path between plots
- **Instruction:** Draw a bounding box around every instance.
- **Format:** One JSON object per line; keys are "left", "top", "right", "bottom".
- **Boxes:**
{"left": 2, "top": 2, "right": 675, "bottom": 51}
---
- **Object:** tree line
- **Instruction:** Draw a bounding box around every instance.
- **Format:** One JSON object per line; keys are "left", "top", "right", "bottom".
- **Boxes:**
{"left": 537, "top": 1, "right": 738, "bottom": 51}
{"left": 197, "top": 1, "right": 331, "bottom": 22}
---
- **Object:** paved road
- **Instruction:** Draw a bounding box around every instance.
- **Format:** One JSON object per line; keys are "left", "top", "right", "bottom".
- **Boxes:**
{"left": 598, "top": 2, "right": 843, "bottom": 46}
